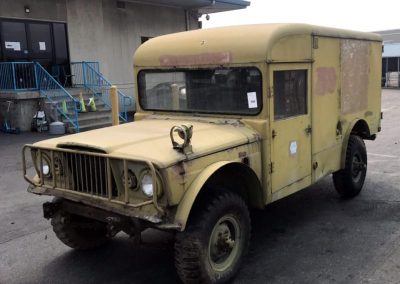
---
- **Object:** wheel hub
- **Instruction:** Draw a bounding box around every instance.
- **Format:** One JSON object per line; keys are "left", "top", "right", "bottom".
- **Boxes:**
{"left": 352, "top": 154, "right": 366, "bottom": 182}
{"left": 208, "top": 215, "right": 241, "bottom": 272}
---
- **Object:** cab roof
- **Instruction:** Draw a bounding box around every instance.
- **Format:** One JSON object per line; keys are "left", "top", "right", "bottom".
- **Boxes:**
{"left": 133, "top": 23, "right": 382, "bottom": 67}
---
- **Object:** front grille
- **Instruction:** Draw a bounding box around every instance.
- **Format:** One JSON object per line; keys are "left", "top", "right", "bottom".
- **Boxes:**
{"left": 23, "top": 144, "right": 164, "bottom": 216}
{"left": 51, "top": 150, "right": 114, "bottom": 197}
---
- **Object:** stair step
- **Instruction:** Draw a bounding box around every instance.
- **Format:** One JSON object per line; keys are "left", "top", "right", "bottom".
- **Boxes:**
{"left": 75, "top": 110, "right": 111, "bottom": 120}
{"left": 69, "top": 121, "right": 113, "bottom": 132}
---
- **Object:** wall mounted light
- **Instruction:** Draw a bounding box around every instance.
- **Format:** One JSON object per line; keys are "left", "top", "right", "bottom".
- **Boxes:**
{"left": 24, "top": 5, "right": 30, "bottom": 13}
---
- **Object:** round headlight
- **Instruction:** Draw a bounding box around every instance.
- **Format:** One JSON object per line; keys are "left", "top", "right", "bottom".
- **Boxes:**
{"left": 141, "top": 173, "right": 154, "bottom": 197}
{"left": 41, "top": 154, "right": 51, "bottom": 177}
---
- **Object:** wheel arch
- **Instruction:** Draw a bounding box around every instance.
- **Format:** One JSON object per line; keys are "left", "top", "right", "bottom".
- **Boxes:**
{"left": 174, "top": 161, "right": 263, "bottom": 231}
{"left": 340, "top": 119, "right": 370, "bottom": 168}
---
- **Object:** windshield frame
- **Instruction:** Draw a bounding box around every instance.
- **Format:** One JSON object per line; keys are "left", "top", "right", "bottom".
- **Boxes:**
{"left": 137, "top": 67, "right": 263, "bottom": 116}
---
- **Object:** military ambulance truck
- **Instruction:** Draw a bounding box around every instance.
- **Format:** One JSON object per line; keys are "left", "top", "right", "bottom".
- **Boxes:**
{"left": 23, "top": 24, "right": 382, "bottom": 283}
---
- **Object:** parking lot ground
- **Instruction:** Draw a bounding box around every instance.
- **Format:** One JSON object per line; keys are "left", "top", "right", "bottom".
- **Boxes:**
{"left": 0, "top": 89, "right": 399, "bottom": 283}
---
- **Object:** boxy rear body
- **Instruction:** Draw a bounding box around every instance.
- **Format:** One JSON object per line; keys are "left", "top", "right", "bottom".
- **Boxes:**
{"left": 134, "top": 24, "right": 382, "bottom": 205}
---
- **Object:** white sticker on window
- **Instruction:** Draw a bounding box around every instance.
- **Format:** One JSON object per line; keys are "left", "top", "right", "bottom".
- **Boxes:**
{"left": 289, "top": 141, "right": 297, "bottom": 155}
{"left": 39, "top": 42, "right": 46, "bottom": 51}
{"left": 247, "top": 92, "right": 257, "bottom": 108}
{"left": 5, "top": 41, "right": 21, "bottom": 51}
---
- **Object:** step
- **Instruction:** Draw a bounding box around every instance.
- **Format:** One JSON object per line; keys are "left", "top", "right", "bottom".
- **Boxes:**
{"left": 75, "top": 110, "right": 111, "bottom": 120}
{"left": 78, "top": 114, "right": 111, "bottom": 126}
{"left": 69, "top": 120, "right": 113, "bottom": 133}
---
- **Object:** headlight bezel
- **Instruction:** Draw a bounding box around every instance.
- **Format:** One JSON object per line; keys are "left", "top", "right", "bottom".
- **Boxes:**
{"left": 33, "top": 150, "right": 52, "bottom": 179}
{"left": 139, "top": 169, "right": 163, "bottom": 198}
{"left": 140, "top": 170, "right": 155, "bottom": 197}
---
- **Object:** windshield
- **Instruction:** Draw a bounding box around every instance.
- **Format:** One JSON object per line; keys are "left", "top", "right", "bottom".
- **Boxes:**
{"left": 138, "top": 67, "right": 262, "bottom": 115}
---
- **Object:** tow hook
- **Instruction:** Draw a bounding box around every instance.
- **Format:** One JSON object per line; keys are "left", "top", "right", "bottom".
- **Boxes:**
{"left": 43, "top": 202, "right": 60, "bottom": 219}
{"left": 106, "top": 217, "right": 121, "bottom": 238}
{"left": 106, "top": 217, "right": 142, "bottom": 243}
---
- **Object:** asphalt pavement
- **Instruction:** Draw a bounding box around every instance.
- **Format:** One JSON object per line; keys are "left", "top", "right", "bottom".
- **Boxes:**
{"left": 0, "top": 89, "right": 399, "bottom": 284}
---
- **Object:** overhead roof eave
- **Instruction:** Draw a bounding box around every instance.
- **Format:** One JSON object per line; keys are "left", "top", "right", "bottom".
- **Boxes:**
{"left": 123, "top": 0, "right": 250, "bottom": 14}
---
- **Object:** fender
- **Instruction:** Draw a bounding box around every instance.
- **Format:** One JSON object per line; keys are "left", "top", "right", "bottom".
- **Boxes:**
{"left": 174, "top": 161, "right": 245, "bottom": 231}
{"left": 340, "top": 118, "right": 369, "bottom": 168}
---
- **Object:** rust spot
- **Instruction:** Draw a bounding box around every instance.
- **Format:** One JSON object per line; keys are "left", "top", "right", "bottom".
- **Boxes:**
{"left": 364, "top": 111, "right": 373, "bottom": 117}
{"left": 315, "top": 67, "right": 336, "bottom": 96}
{"left": 159, "top": 52, "right": 232, "bottom": 66}
{"left": 173, "top": 162, "right": 186, "bottom": 176}
{"left": 238, "top": 151, "right": 247, "bottom": 158}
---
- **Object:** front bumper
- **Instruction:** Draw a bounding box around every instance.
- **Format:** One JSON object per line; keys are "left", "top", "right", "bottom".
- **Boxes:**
{"left": 23, "top": 144, "right": 180, "bottom": 229}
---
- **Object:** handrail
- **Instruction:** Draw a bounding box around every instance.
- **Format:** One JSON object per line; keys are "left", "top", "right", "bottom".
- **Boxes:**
{"left": 34, "top": 62, "right": 80, "bottom": 131}
{"left": 0, "top": 62, "right": 80, "bottom": 132}
{"left": 0, "top": 62, "right": 36, "bottom": 90}
{"left": 71, "top": 61, "right": 133, "bottom": 121}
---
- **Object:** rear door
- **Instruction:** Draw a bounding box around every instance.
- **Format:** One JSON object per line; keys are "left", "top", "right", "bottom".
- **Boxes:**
{"left": 269, "top": 63, "right": 312, "bottom": 196}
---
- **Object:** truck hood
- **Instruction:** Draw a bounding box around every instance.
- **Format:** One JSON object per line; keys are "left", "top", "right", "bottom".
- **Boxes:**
{"left": 33, "top": 118, "right": 260, "bottom": 168}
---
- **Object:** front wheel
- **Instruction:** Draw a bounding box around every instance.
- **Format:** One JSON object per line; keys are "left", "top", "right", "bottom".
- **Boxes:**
{"left": 333, "top": 135, "right": 367, "bottom": 198}
{"left": 174, "top": 190, "right": 250, "bottom": 283}
{"left": 51, "top": 211, "right": 110, "bottom": 250}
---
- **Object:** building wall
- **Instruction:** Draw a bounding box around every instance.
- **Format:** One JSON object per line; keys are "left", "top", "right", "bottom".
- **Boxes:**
{"left": 0, "top": 0, "right": 67, "bottom": 22}
{"left": 0, "top": 0, "right": 199, "bottom": 101}
{"left": 66, "top": 0, "right": 196, "bottom": 97}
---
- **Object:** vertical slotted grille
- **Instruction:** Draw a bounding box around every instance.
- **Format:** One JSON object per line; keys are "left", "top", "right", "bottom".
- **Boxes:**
{"left": 52, "top": 151, "right": 110, "bottom": 197}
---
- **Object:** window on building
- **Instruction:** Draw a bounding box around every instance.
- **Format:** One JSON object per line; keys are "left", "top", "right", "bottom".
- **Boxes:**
{"left": 388, "top": 57, "right": 399, "bottom": 72}
{"left": 273, "top": 70, "right": 307, "bottom": 120}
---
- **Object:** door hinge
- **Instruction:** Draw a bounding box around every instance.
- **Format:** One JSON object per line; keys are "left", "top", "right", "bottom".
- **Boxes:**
{"left": 268, "top": 87, "right": 273, "bottom": 98}
{"left": 269, "top": 162, "right": 274, "bottom": 174}
{"left": 272, "top": 129, "right": 277, "bottom": 139}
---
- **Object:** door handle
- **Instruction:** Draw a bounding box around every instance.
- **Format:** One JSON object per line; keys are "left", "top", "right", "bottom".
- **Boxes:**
{"left": 305, "top": 125, "right": 312, "bottom": 135}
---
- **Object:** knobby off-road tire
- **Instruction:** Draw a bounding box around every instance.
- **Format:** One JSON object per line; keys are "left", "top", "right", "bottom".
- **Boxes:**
{"left": 333, "top": 135, "right": 367, "bottom": 198}
{"left": 51, "top": 211, "right": 110, "bottom": 250}
{"left": 174, "top": 190, "right": 251, "bottom": 283}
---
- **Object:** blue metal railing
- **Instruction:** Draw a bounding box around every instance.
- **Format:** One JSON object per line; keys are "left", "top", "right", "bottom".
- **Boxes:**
{"left": 35, "top": 63, "right": 80, "bottom": 131}
{"left": 0, "top": 62, "right": 80, "bottom": 131}
{"left": 0, "top": 62, "right": 37, "bottom": 90}
{"left": 70, "top": 62, "right": 99, "bottom": 86}
{"left": 71, "top": 61, "right": 132, "bottom": 121}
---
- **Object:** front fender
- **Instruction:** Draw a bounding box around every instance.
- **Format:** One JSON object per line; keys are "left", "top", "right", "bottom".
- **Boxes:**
{"left": 174, "top": 161, "right": 232, "bottom": 231}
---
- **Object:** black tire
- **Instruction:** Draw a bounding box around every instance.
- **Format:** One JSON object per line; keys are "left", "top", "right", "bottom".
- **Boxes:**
{"left": 174, "top": 190, "right": 251, "bottom": 283}
{"left": 51, "top": 211, "right": 110, "bottom": 250}
{"left": 333, "top": 135, "right": 367, "bottom": 198}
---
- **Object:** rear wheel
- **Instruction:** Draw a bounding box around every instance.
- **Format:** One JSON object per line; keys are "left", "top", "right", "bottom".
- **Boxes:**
{"left": 333, "top": 135, "right": 367, "bottom": 198}
{"left": 174, "top": 190, "right": 250, "bottom": 283}
{"left": 51, "top": 211, "right": 110, "bottom": 250}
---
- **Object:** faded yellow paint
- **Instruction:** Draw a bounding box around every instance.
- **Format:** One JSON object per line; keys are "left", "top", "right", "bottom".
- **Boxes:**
{"left": 134, "top": 24, "right": 381, "bottom": 67}
{"left": 24, "top": 24, "right": 382, "bottom": 232}
{"left": 269, "top": 63, "right": 312, "bottom": 193}
{"left": 311, "top": 37, "right": 343, "bottom": 182}
{"left": 270, "top": 34, "right": 312, "bottom": 62}
{"left": 174, "top": 161, "right": 233, "bottom": 227}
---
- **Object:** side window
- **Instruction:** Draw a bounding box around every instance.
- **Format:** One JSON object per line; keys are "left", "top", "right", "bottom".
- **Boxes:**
{"left": 273, "top": 70, "right": 307, "bottom": 120}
